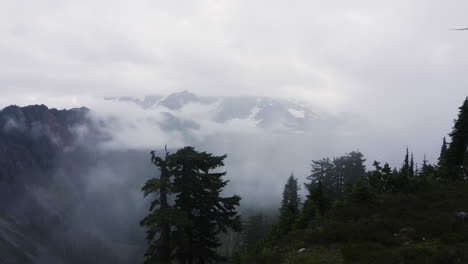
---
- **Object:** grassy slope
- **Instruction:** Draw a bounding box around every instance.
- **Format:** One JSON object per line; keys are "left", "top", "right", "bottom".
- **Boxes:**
{"left": 231, "top": 182, "right": 468, "bottom": 264}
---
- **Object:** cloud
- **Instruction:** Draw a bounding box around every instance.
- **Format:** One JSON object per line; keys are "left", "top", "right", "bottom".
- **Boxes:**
{"left": 0, "top": 0, "right": 466, "bottom": 203}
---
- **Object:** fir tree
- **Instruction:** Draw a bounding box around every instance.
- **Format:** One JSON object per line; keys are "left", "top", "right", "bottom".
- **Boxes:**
{"left": 309, "top": 181, "right": 331, "bottom": 216}
{"left": 348, "top": 178, "right": 376, "bottom": 204}
{"left": 280, "top": 174, "right": 301, "bottom": 217}
{"left": 169, "top": 147, "right": 242, "bottom": 264}
{"left": 308, "top": 151, "right": 366, "bottom": 199}
{"left": 140, "top": 147, "right": 184, "bottom": 264}
{"left": 409, "top": 153, "right": 415, "bottom": 178}
{"left": 419, "top": 155, "right": 437, "bottom": 181}
{"left": 294, "top": 197, "right": 316, "bottom": 229}
{"left": 437, "top": 137, "right": 449, "bottom": 181}
{"left": 381, "top": 162, "right": 392, "bottom": 192}
{"left": 367, "top": 161, "right": 386, "bottom": 193}
{"left": 402, "top": 147, "right": 410, "bottom": 178}
{"left": 439, "top": 137, "right": 448, "bottom": 166}
{"left": 279, "top": 174, "right": 301, "bottom": 233}
{"left": 445, "top": 98, "right": 468, "bottom": 180}
{"left": 141, "top": 146, "right": 241, "bottom": 264}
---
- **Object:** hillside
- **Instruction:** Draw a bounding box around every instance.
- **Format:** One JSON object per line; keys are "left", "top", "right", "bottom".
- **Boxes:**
{"left": 0, "top": 105, "right": 144, "bottom": 264}
{"left": 230, "top": 181, "right": 468, "bottom": 264}
{"left": 229, "top": 98, "right": 468, "bottom": 264}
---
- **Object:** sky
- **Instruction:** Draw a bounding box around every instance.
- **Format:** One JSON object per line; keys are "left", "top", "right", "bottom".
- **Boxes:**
{"left": 0, "top": 0, "right": 467, "bottom": 165}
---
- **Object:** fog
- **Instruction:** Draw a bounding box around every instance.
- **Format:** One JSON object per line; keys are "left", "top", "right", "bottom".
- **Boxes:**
{"left": 68, "top": 92, "right": 460, "bottom": 209}
{"left": 1, "top": 1, "right": 467, "bottom": 262}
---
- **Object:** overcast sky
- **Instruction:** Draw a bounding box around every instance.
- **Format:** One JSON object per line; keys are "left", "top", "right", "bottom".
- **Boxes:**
{"left": 1, "top": 0, "right": 467, "bottom": 159}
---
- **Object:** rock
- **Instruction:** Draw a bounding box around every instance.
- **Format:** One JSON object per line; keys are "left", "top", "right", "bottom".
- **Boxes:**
{"left": 455, "top": 211, "right": 468, "bottom": 221}
{"left": 399, "top": 227, "right": 416, "bottom": 236}
{"left": 398, "top": 226, "right": 417, "bottom": 240}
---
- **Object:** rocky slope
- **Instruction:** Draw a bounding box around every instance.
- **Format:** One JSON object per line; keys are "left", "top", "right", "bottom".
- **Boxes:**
{"left": 0, "top": 105, "right": 135, "bottom": 264}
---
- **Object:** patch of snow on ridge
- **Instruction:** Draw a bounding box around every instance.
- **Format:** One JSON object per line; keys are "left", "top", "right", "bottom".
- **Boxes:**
{"left": 288, "top": 108, "right": 305, "bottom": 118}
{"left": 248, "top": 106, "right": 261, "bottom": 120}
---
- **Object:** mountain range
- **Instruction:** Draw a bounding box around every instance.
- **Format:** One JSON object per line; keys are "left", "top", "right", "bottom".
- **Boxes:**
{"left": 106, "top": 90, "right": 339, "bottom": 131}
{"left": 0, "top": 91, "right": 343, "bottom": 263}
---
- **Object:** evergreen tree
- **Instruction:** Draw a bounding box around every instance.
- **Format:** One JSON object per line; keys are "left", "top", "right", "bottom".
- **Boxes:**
{"left": 307, "top": 158, "right": 336, "bottom": 199}
{"left": 308, "top": 158, "right": 334, "bottom": 184}
{"left": 367, "top": 161, "right": 386, "bottom": 193}
{"left": 342, "top": 151, "right": 366, "bottom": 197}
{"left": 439, "top": 137, "right": 448, "bottom": 166}
{"left": 309, "top": 181, "right": 331, "bottom": 216}
{"left": 140, "top": 147, "right": 185, "bottom": 264}
{"left": 438, "top": 137, "right": 449, "bottom": 181}
{"left": 401, "top": 147, "right": 410, "bottom": 178}
{"left": 381, "top": 162, "right": 392, "bottom": 192}
{"left": 280, "top": 174, "right": 301, "bottom": 217}
{"left": 409, "top": 153, "right": 415, "bottom": 178}
{"left": 141, "top": 146, "right": 241, "bottom": 264}
{"left": 445, "top": 98, "right": 468, "bottom": 180}
{"left": 294, "top": 197, "right": 316, "bottom": 229}
{"left": 348, "top": 178, "right": 376, "bottom": 204}
{"left": 279, "top": 174, "right": 301, "bottom": 233}
{"left": 169, "top": 147, "right": 242, "bottom": 264}
{"left": 308, "top": 151, "right": 366, "bottom": 199}
{"left": 419, "top": 155, "right": 437, "bottom": 180}
{"left": 387, "top": 167, "right": 408, "bottom": 192}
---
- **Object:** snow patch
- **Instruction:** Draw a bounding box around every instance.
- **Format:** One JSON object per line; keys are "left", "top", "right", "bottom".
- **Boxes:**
{"left": 288, "top": 108, "right": 305, "bottom": 118}
{"left": 248, "top": 106, "right": 261, "bottom": 120}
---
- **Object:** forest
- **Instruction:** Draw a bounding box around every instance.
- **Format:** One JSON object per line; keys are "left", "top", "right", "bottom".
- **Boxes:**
{"left": 140, "top": 97, "right": 468, "bottom": 264}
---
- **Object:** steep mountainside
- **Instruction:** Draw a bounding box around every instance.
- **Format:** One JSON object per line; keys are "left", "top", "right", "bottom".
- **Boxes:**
{"left": 0, "top": 105, "right": 140, "bottom": 264}
{"left": 0, "top": 105, "right": 88, "bottom": 182}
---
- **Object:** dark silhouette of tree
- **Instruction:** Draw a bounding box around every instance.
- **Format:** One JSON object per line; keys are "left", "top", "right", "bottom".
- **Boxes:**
{"left": 280, "top": 174, "right": 301, "bottom": 216}
{"left": 309, "top": 181, "right": 331, "bottom": 216}
{"left": 445, "top": 98, "right": 468, "bottom": 180}
{"left": 367, "top": 161, "right": 386, "bottom": 192}
{"left": 140, "top": 147, "right": 186, "bottom": 264}
{"left": 409, "top": 153, "right": 415, "bottom": 178}
{"left": 141, "top": 146, "right": 241, "bottom": 264}
{"left": 401, "top": 147, "right": 411, "bottom": 178}
{"left": 307, "top": 151, "right": 365, "bottom": 199}
{"left": 170, "top": 146, "right": 242, "bottom": 264}
{"left": 279, "top": 174, "right": 301, "bottom": 232}
{"left": 348, "top": 178, "right": 376, "bottom": 204}
{"left": 419, "top": 155, "right": 437, "bottom": 181}
{"left": 438, "top": 137, "right": 449, "bottom": 181}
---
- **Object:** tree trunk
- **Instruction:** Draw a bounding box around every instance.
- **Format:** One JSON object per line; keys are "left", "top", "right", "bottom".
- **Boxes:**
{"left": 159, "top": 151, "right": 171, "bottom": 264}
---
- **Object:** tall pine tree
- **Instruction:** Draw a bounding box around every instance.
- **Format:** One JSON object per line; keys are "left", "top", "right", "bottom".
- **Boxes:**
{"left": 401, "top": 147, "right": 410, "bottom": 178}
{"left": 169, "top": 147, "right": 242, "bottom": 264}
{"left": 409, "top": 153, "right": 415, "bottom": 178}
{"left": 141, "top": 146, "right": 241, "bottom": 264}
{"left": 280, "top": 174, "right": 301, "bottom": 219}
{"left": 140, "top": 147, "right": 186, "bottom": 264}
{"left": 438, "top": 137, "right": 449, "bottom": 181}
{"left": 445, "top": 98, "right": 468, "bottom": 180}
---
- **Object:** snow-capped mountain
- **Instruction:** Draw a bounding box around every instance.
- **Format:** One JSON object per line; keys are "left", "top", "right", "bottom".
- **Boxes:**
{"left": 0, "top": 93, "right": 346, "bottom": 264}
{"left": 107, "top": 91, "right": 336, "bottom": 131}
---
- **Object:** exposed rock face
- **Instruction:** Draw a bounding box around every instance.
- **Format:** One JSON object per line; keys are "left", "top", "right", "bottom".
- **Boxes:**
{"left": 0, "top": 105, "right": 89, "bottom": 182}
{"left": 0, "top": 105, "right": 133, "bottom": 264}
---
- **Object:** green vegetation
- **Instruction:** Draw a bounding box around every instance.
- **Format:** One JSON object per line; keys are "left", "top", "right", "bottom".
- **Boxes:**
{"left": 138, "top": 97, "right": 467, "bottom": 263}
{"left": 228, "top": 97, "right": 468, "bottom": 264}
{"left": 140, "top": 146, "right": 241, "bottom": 264}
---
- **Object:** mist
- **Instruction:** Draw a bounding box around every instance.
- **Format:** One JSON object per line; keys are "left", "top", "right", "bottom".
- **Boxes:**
{"left": 1, "top": 1, "right": 467, "bottom": 262}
